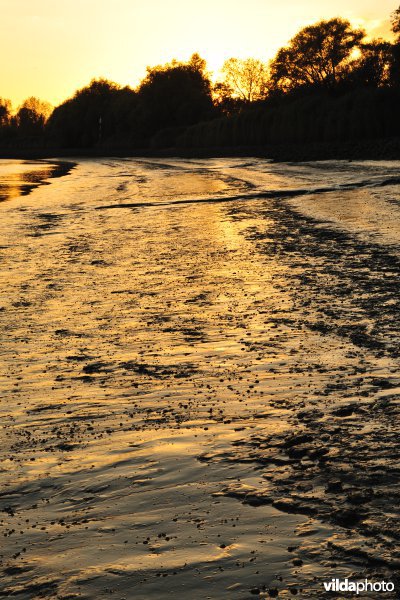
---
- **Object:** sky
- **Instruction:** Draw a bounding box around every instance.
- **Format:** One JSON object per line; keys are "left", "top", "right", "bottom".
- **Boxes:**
{"left": 0, "top": 0, "right": 397, "bottom": 109}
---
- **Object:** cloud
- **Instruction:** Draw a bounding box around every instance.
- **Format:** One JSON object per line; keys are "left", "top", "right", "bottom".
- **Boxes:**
{"left": 352, "top": 17, "right": 394, "bottom": 40}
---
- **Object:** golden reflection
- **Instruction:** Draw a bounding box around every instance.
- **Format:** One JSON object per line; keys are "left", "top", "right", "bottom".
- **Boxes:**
{"left": 0, "top": 160, "right": 69, "bottom": 202}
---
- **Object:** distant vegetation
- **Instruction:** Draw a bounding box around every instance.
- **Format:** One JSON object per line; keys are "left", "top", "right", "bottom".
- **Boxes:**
{"left": 1, "top": 6, "right": 400, "bottom": 156}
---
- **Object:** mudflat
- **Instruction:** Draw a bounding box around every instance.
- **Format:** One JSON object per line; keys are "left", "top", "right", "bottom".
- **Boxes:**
{"left": 0, "top": 158, "right": 399, "bottom": 599}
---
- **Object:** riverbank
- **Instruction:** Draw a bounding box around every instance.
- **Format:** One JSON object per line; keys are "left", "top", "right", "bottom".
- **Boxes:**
{"left": 1, "top": 136, "right": 400, "bottom": 162}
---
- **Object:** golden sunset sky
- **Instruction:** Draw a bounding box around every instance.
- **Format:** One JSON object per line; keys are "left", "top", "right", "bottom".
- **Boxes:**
{"left": 0, "top": 0, "right": 396, "bottom": 109}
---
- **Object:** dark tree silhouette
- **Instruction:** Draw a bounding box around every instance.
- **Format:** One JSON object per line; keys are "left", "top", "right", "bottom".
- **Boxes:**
{"left": 2, "top": 9, "right": 400, "bottom": 155}
{"left": 345, "top": 40, "right": 393, "bottom": 88}
{"left": 269, "top": 18, "right": 365, "bottom": 94}
{"left": 0, "top": 98, "right": 11, "bottom": 128}
{"left": 47, "top": 79, "right": 138, "bottom": 147}
{"left": 137, "top": 53, "right": 215, "bottom": 139}
{"left": 391, "top": 5, "right": 400, "bottom": 36}
{"left": 0, "top": 98, "right": 12, "bottom": 145}
{"left": 390, "top": 5, "right": 400, "bottom": 86}
{"left": 46, "top": 56, "right": 215, "bottom": 150}
{"left": 14, "top": 97, "right": 52, "bottom": 138}
{"left": 212, "top": 82, "right": 243, "bottom": 116}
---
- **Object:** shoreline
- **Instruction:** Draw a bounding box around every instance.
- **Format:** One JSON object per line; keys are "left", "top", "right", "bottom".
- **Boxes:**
{"left": 1, "top": 137, "right": 400, "bottom": 163}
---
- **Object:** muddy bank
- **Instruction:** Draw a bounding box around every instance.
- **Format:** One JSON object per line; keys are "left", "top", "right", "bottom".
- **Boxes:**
{"left": 0, "top": 158, "right": 399, "bottom": 598}
{"left": 200, "top": 196, "right": 400, "bottom": 588}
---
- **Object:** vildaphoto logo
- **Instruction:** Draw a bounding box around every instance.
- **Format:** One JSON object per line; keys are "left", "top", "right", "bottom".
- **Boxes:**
{"left": 323, "top": 579, "right": 395, "bottom": 594}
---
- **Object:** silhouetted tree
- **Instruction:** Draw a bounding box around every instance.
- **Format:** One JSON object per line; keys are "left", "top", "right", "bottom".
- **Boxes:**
{"left": 47, "top": 78, "right": 139, "bottom": 147}
{"left": 220, "top": 58, "right": 268, "bottom": 103}
{"left": 212, "top": 82, "right": 243, "bottom": 116}
{"left": 14, "top": 97, "right": 52, "bottom": 137}
{"left": 2, "top": 7, "right": 400, "bottom": 154}
{"left": 390, "top": 5, "right": 400, "bottom": 86}
{"left": 391, "top": 5, "right": 400, "bottom": 36}
{"left": 0, "top": 98, "right": 11, "bottom": 128}
{"left": 269, "top": 18, "right": 365, "bottom": 94}
{"left": 137, "top": 53, "right": 215, "bottom": 140}
{"left": 46, "top": 57, "right": 214, "bottom": 149}
{"left": 345, "top": 40, "right": 392, "bottom": 88}
{"left": 0, "top": 98, "right": 12, "bottom": 144}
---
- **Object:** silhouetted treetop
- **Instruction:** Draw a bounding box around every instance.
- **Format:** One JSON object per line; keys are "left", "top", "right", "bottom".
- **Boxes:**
{"left": 212, "top": 81, "right": 242, "bottom": 116}
{"left": 19, "top": 97, "right": 52, "bottom": 118}
{"left": 137, "top": 53, "right": 215, "bottom": 135}
{"left": 391, "top": 5, "right": 400, "bottom": 36}
{"left": 0, "top": 98, "right": 11, "bottom": 128}
{"left": 14, "top": 97, "right": 52, "bottom": 137}
{"left": 47, "top": 78, "right": 138, "bottom": 147}
{"left": 269, "top": 18, "right": 365, "bottom": 93}
{"left": 390, "top": 6, "right": 400, "bottom": 86}
{"left": 346, "top": 40, "right": 393, "bottom": 88}
{"left": 2, "top": 6, "right": 400, "bottom": 153}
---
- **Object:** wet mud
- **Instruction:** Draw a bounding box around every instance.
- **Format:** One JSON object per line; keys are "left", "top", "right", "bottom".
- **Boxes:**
{"left": 202, "top": 197, "right": 400, "bottom": 591}
{"left": 0, "top": 158, "right": 399, "bottom": 599}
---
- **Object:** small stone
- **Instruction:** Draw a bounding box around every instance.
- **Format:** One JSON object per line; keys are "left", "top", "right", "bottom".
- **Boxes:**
{"left": 326, "top": 480, "right": 342, "bottom": 493}
{"left": 334, "top": 509, "right": 362, "bottom": 527}
{"left": 283, "top": 433, "right": 312, "bottom": 448}
{"left": 333, "top": 404, "right": 356, "bottom": 417}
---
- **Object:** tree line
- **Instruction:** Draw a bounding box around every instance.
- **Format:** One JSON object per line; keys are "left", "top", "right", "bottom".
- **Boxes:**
{"left": 1, "top": 6, "right": 400, "bottom": 152}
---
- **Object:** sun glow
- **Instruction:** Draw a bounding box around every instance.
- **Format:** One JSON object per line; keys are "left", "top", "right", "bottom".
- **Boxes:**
{"left": 0, "top": 0, "right": 396, "bottom": 108}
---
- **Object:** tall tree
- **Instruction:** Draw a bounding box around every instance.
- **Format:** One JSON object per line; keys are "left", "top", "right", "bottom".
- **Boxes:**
{"left": 137, "top": 53, "right": 215, "bottom": 136}
{"left": 0, "top": 98, "right": 11, "bottom": 128}
{"left": 391, "top": 5, "right": 400, "bottom": 37}
{"left": 390, "top": 5, "right": 400, "bottom": 85}
{"left": 347, "top": 40, "right": 393, "bottom": 88}
{"left": 220, "top": 58, "right": 268, "bottom": 103}
{"left": 269, "top": 18, "right": 365, "bottom": 94}
{"left": 15, "top": 97, "right": 52, "bottom": 137}
{"left": 212, "top": 82, "right": 242, "bottom": 115}
{"left": 47, "top": 79, "right": 138, "bottom": 147}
